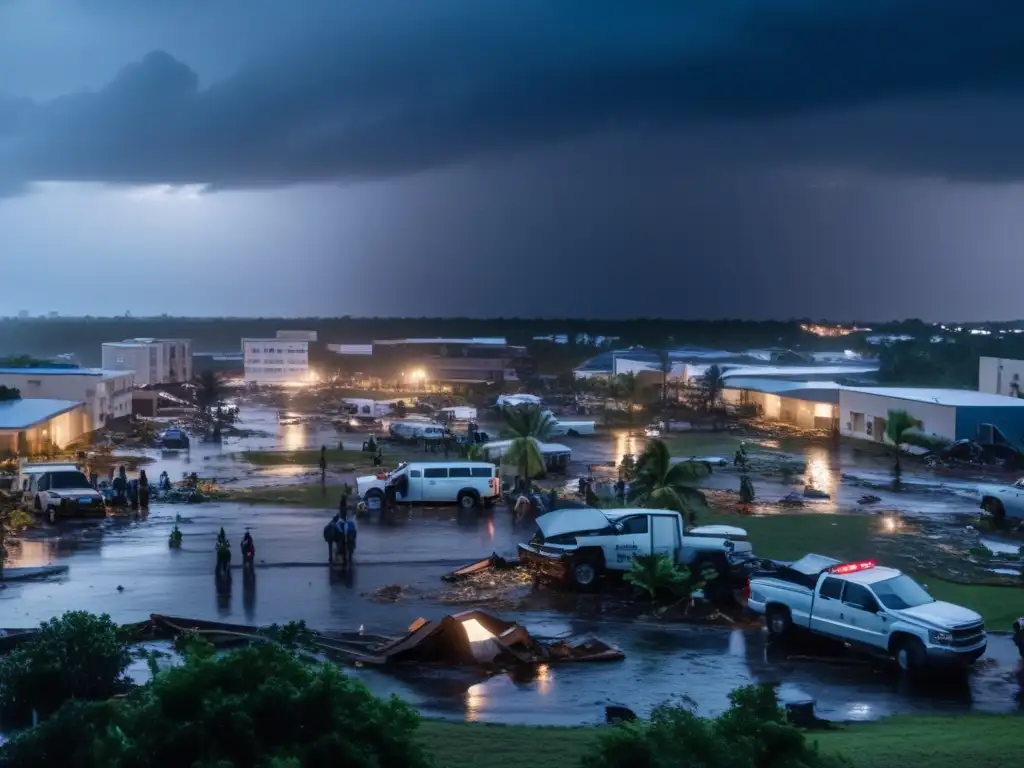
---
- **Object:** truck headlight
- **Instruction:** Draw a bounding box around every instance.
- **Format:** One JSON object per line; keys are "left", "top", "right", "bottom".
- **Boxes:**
{"left": 928, "top": 630, "right": 952, "bottom": 645}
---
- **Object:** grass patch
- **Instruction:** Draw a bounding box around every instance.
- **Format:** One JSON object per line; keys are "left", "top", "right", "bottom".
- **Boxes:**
{"left": 703, "top": 511, "right": 875, "bottom": 562}
{"left": 242, "top": 448, "right": 420, "bottom": 467}
{"left": 700, "top": 510, "right": 1019, "bottom": 629}
{"left": 417, "top": 715, "right": 1023, "bottom": 768}
{"left": 920, "top": 579, "right": 1022, "bottom": 631}
{"left": 224, "top": 484, "right": 351, "bottom": 509}
{"left": 661, "top": 432, "right": 745, "bottom": 458}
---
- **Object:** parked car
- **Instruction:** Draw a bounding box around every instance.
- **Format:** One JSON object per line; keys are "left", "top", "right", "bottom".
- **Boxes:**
{"left": 356, "top": 461, "right": 500, "bottom": 510}
{"left": 387, "top": 420, "right": 448, "bottom": 444}
{"left": 978, "top": 478, "right": 1024, "bottom": 523}
{"left": 518, "top": 507, "right": 755, "bottom": 590}
{"left": 746, "top": 555, "right": 986, "bottom": 674}
{"left": 17, "top": 462, "right": 105, "bottom": 523}
{"left": 158, "top": 428, "right": 190, "bottom": 450}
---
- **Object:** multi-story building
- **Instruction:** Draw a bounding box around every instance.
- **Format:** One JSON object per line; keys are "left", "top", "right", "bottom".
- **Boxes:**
{"left": 331, "top": 338, "right": 532, "bottom": 386}
{"left": 243, "top": 332, "right": 312, "bottom": 384}
{"left": 0, "top": 368, "right": 135, "bottom": 430}
{"left": 101, "top": 338, "right": 193, "bottom": 386}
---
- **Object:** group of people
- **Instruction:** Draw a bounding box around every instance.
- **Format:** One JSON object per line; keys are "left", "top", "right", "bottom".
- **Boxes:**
{"left": 92, "top": 465, "right": 150, "bottom": 509}
{"left": 324, "top": 491, "right": 358, "bottom": 567}
{"left": 215, "top": 527, "right": 255, "bottom": 575}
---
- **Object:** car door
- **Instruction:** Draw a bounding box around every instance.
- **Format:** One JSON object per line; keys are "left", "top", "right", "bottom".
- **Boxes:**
{"left": 422, "top": 467, "right": 448, "bottom": 503}
{"left": 610, "top": 515, "right": 650, "bottom": 568}
{"left": 403, "top": 469, "right": 423, "bottom": 502}
{"left": 649, "top": 514, "right": 680, "bottom": 561}
{"left": 839, "top": 582, "right": 889, "bottom": 648}
{"left": 809, "top": 576, "right": 846, "bottom": 637}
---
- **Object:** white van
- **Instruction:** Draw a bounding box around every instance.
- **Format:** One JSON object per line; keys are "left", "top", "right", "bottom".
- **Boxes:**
{"left": 356, "top": 461, "right": 500, "bottom": 509}
{"left": 481, "top": 437, "right": 572, "bottom": 473}
{"left": 439, "top": 406, "right": 478, "bottom": 422}
{"left": 18, "top": 462, "right": 105, "bottom": 523}
{"left": 388, "top": 420, "right": 448, "bottom": 442}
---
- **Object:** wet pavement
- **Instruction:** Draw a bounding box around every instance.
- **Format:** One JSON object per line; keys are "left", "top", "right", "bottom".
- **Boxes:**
{"left": 3, "top": 402, "right": 1023, "bottom": 726}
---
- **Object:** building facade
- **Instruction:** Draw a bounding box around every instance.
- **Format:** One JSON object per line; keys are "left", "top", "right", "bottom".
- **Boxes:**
{"left": 979, "top": 357, "right": 1024, "bottom": 398}
{"left": 0, "top": 399, "right": 91, "bottom": 454}
{"left": 101, "top": 338, "right": 193, "bottom": 386}
{"left": 0, "top": 368, "right": 135, "bottom": 431}
{"left": 358, "top": 338, "right": 533, "bottom": 386}
{"left": 838, "top": 387, "right": 1024, "bottom": 447}
{"left": 243, "top": 337, "right": 311, "bottom": 384}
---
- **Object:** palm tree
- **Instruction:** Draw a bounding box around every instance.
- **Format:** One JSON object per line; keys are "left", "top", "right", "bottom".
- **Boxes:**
{"left": 700, "top": 365, "right": 726, "bottom": 411}
{"left": 501, "top": 405, "right": 557, "bottom": 493}
{"left": 195, "top": 370, "right": 222, "bottom": 415}
{"left": 628, "top": 438, "right": 712, "bottom": 523}
{"left": 885, "top": 409, "right": 921, "bottom": 478}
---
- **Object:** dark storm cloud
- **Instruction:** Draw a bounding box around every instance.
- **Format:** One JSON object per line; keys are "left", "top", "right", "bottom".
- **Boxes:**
{"left": 3, "top": 0, "right": 1024, "bottom": 192}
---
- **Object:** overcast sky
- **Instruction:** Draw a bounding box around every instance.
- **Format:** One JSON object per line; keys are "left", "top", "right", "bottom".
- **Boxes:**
{"left": 2, "top": 0, "right": 1023, "bottom": 320}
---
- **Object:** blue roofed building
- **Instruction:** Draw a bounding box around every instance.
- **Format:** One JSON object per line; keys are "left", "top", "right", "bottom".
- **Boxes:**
{"left": 0, "top": 398, "right": 90, "bottom": 454}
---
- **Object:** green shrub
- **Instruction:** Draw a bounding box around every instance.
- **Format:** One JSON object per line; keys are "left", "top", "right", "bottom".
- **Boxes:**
{"left": 0, "top": 611, "right": 133, "bottom": 728}
{"left": 582, "top": 684, "right": 847, "bottom": 768}
{"left": 1, "top": 638, "right": 433, "bottom": 768}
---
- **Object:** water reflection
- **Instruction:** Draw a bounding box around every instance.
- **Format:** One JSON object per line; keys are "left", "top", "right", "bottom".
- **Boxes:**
{"left": 615, "top": 431, "right": 640, "bottom": 464}
{"left": 465, "top": 682, "right": 486, "bottom": 721}
{"left": 805, "top": 450, "right": 833, "bottom": 494}
{"left": 283, "top": 423, "right": 306, "bottom": 451}
{"left": 5, "top": 539, "right": 59, "bottom": 567}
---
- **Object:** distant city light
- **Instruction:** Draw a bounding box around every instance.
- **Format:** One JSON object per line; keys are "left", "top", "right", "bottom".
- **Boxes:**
{"left": 800, "top": 324, "right": 871, "bottom": 338}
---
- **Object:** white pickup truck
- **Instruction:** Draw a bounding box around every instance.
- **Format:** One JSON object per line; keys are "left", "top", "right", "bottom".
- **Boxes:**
{"left": 746, "top": 554, "right": 987, "bottom": 673}
{"left": 518, "top": 507, "right": 756, "bottom": 590}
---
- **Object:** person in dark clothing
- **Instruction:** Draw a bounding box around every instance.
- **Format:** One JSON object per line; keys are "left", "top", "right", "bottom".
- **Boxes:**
{"left": 614, "top": 478, "right": 626, "bottom": 502}
{"left": 240, "top": 531, "right": 255, "bottom": 568}
{"left": 373, "top": 448, "right": 383, "bottom": 467}
{"left": 138, "top": 470, "right": 150, "bottom": 508}
{"left": 338, "top": 489, "right": 349, "bottom": 517}
{"left": 319, "top": 446, "right": 327, "bottom": 483}
{"left": 112, "top": 466, "right": 128, "bottom": 506}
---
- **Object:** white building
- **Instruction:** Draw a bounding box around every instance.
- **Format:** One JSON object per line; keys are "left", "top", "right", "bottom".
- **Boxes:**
{"left": 978, "top": 357, "right": 1024, "bottom": 398}
{"left": 838, "top": 387, "right": 1024, "bottom": 447}
{"left": 101, "top": 338, "right": 192, "bottom": 386}
{"left": 0, "top": 398, "right": 91, "bottom": 454}
{"left": 243, "top": 335, "right": 311, "bottom": 384}
{"left": 0, "top": 368, "right": 135, "bottom": 430}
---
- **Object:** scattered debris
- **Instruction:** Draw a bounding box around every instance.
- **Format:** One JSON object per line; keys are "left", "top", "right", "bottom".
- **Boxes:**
{"left": 367, "top": 584, "right": 417, "bottom": 603}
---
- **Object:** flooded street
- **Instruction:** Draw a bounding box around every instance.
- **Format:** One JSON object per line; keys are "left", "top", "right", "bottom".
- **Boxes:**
{"left": 4, "top": 404, "right": 1022, "bottom": 726}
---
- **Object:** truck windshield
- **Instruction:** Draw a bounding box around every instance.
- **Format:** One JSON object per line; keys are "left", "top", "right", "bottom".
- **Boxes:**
{"left": 871, "top": 575, "right": 935, "bottom": 609}
{"left": 49, "top": 471, "right": 92, "bottom": 489}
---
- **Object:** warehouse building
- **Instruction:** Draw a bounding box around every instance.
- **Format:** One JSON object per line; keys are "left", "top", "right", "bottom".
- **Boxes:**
{"left": 0, "top": 398, "right": 90, "bottom": 454}
{"left": 722, "top": 378, "right": 841, "bottom": 430}
{"left": 838, "top": 387, "right": 1024, "bottom": 448}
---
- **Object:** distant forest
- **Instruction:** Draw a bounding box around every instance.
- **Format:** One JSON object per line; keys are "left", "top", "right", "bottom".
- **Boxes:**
{"left": 1, "top": 316, "right": 1022, "bottom": 385}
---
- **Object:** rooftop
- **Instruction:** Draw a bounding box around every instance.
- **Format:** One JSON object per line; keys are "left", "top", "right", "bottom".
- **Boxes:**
{"left": 843, "top": 387, "right": 1024, "bottom": 408}
{"left": 0, "top": 367, "right": 133, "bottom": 378}
{"left": 721, "top": 365, "right": 878, "bottom": 380}
{"left": 373, "top": 337, "right": 508, "bottom": 346}
{"left": 0, "top": 398, "right": 83, "bottom": 430}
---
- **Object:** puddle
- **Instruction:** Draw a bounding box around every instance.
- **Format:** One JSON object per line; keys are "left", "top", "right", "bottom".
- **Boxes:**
{"left": 980, "top": 538, "right": 1022, "bottom": 556}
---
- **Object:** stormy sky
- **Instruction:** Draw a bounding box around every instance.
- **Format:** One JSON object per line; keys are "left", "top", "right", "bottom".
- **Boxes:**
{"left": 2, "top": 1, "right": 1023, "bottom": 320}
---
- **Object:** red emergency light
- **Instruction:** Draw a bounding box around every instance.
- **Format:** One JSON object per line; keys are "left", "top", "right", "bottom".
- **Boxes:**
{"left": 829, "top": 559, "right": 876, "bottom": 575}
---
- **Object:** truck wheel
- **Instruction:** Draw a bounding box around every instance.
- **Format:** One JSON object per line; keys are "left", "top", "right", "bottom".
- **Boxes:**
{"left": 570, "top": 558, "right": 601, "bottom": 589}
{"left": 34, "top": 495, "right": 42, "bottom": 511}
{"left": 364, "top": 489, "right": 384, "bottom": 508}
{"left": 457, "top": 490, "right": 479, "bottom": 510}
{"left": 895, "top": 637, "right": 927, "bottom": 675}
{"left": 982, "top": 498, "right": 1006, "bottom": 524}
{"left": 766, "top": 606, "right": 792, "bottom": 638}
{"left": 46, "top": 507, "right": 58, "bottom": 525}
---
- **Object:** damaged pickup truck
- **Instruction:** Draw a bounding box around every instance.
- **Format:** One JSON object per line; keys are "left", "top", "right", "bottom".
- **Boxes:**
{"left": 518, "top": 507, "right": 757, "bottom": 592}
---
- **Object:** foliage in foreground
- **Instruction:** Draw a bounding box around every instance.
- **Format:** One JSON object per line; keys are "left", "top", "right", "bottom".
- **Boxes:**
{"left": 501, "top": 405, "right": 557, "bottom": 487}
{"left": 0, "top": 638, "right": 431, "bottom": 768}
{"left": 624, "top": 553, "right": 709, "bottom": 601}
{"left": 582, "top": 684, "right": 847, "bottom": 768}
{"left": 0, "top": 611, "right": 134, "bottom": 727}
{"left": 0, "top": 498, "right": 33, "bottom": 575}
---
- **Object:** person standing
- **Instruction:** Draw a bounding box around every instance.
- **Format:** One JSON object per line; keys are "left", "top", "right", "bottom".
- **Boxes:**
{"left": 338, "top": 487, "right": 349, "bottom": 518}
{"left": 319, "top": 445, "right": 327, "bottom": 483}
{"left": 138, "top": 469, "right": 150, "bottom": 509}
